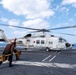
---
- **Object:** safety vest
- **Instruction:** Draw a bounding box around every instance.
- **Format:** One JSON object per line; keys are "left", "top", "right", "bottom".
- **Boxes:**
{"left": 3, "top": 44, "right": 12, "bottom": 54}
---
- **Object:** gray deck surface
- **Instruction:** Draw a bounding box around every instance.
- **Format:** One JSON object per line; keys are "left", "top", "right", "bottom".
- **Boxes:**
{"left": 0, "top": 48, "right": 76, "bottom": 75}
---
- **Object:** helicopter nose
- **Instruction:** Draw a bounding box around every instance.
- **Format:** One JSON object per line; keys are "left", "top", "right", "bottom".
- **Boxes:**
{"left": 65, "top": 43, "right": 71, "bottom": 47}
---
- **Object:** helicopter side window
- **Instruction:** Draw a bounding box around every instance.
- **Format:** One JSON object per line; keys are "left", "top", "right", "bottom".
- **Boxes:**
{"left": 27, "top": 39, "right": 30, "bottom": 42}
{"left": 59, "top": 37, "right": 66, "bottom": 43}
{"left": 18, "top": 41, "right": 23, "bottom": 44}
{"left": 36, "top": 40, "right": 40, "bottom": 44}
{"left": 41, "top": 40, "right": 45, "bottom": 44}
{"left": 49, "top": 41, "right": 53, "bottom": 44}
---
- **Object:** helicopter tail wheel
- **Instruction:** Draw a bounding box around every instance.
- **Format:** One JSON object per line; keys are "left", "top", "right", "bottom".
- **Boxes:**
{"left": 46, "top": 47, "right": 50, "bottom": 52}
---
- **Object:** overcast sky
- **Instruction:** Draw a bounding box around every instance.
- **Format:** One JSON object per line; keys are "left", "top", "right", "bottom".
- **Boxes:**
{"left": 0, "top": 0, "right": 76, "bottom": 43}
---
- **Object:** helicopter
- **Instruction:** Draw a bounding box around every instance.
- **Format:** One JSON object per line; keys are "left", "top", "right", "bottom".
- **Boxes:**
{"left": 0, "top": 24, "right": 76, "bottom": 51}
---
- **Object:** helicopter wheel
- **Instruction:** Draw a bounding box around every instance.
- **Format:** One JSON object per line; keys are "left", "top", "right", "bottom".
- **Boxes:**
{"left": 45, "top": 47, "right": 50, "bottom": 52}
{"left": 24, "top": 48, "right": 27, "bottom": 50}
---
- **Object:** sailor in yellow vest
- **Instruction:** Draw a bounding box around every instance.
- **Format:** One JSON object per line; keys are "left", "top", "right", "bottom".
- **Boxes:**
{"left": 0, "top": 38, "right": 20, "bottom": 67}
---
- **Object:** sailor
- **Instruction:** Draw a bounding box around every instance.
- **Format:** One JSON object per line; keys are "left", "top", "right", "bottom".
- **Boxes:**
{"left": 0, "top": 38, "right": 19, "bottom": 67}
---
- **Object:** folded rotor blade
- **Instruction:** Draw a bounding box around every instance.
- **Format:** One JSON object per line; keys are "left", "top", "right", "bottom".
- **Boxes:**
{"left": 0, "top": 24, "right": 39, "bottom": 30}
{"left": 56, "top": 32, "right": 76, "bottom": 36}
{"left": 1, "top": 24, "right": 76, "bottom": 32}
{"left": 49, "top": 25, "right": 76, "bottom": 30}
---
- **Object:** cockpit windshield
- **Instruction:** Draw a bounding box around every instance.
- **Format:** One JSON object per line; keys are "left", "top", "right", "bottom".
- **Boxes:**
{"left": 59, "top": 37, "right": 67, "bottom": 43}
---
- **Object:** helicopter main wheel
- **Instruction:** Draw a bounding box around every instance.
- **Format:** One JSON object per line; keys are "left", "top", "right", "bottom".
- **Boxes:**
{"left": 24, "top": 48, "right": 27, "bottom": 50}
{"left": 45, "top": 47, "right": 50, "bottom": 52}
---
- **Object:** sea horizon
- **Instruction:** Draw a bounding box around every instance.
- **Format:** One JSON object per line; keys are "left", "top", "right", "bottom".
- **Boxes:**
{"left": 0, "top": 42, "right": 76, "bottom": 49}
{"left": 0, "top": 42, "right": 25, "bottom": 49}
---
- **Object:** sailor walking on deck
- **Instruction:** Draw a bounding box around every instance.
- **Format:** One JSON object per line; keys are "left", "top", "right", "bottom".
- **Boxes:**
{"left": 0, "top": 38, "right": 20, "bottom": 67}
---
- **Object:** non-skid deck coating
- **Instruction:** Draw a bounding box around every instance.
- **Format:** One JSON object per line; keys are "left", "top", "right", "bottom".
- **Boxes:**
{"left": 0, "top": 48, "right": 76, "bottom": 75}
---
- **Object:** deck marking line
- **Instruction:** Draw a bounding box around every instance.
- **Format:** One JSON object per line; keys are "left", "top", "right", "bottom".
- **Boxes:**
{"left": 42, "top": 54, "right": 51, "bottom": 61}
{"left": 42, "top": 51, "right": 58, "bottom": 62}
{"left": 49, "top": 51, "right": 61, "bottom": 62}
{"left": 49, "top": 55, "right": 56, "bottom": 62}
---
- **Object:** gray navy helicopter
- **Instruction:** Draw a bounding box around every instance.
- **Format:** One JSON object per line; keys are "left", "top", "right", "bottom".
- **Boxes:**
{"left": 0, "top": 24, "right": 76, "bottom": 51}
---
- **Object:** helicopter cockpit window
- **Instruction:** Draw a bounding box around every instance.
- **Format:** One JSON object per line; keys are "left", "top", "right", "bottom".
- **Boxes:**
{"left": 59, "top": 37, "right": 66, "bottom": 43}
{"left": 36, "top": 40, "right": 40, "bottom": 44}
{"left": 41, "top": 40, "right": 45, "bottom": 44}
{"left": 27, "top": 39, "right": 30, "bottom": 42}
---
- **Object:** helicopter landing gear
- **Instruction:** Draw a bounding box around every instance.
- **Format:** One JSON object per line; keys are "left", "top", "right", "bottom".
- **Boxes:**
{"left": 24, "top": 48, "right": 27, "bottom": 50}
{"left": 45, "top": 47, "right": 50, "bottom": 52}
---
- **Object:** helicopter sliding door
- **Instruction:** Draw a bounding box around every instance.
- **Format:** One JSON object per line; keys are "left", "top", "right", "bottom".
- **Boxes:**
{"left": 46, "top": 38, "right": 58, "bottom": 49}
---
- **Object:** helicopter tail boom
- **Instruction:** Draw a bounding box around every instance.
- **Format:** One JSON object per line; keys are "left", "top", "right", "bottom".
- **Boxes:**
{"left": 0, "top": 29, "right": 10, "bottom": 43}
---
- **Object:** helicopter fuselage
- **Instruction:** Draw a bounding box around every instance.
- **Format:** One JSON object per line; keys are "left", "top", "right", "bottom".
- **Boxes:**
{"left": 0, "top": 29, "right": 72, "bottom": 51}
{"left": 16, "top": 33, "right": 72, "bottom": 51}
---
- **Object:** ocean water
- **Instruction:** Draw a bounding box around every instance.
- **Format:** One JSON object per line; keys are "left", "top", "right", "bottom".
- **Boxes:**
{"left": 0, "top": 43, "right": 25, "bottom": 48}
{"left": 72, "top": 44, "right": 76, "bottom": 49}
{"left": 0, "top": 43, "right": 7, "bottom": 47}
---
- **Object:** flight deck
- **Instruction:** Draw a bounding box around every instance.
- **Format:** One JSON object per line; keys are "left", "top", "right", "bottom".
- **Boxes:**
{"left": 0, "top": 48, "right": 76, "bottom": 75}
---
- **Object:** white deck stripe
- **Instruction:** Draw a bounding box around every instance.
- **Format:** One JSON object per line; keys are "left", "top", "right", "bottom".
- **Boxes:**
{"left": 3, "top": 60, "right": 76, "bottom": 69}
{"left": 13, "top": 61, "right": 76, "bottom": 69}
{"left": 42, "top": 55, "right": 51, "bottom": 61}
{"left": 49, "top": 52, "right": 61, "bottom": 62}
{"left": 42, "top": 52, "right": 57, "bottom": 62}
{"left": 49, "top": 55, "right": 56, "bottom": 62}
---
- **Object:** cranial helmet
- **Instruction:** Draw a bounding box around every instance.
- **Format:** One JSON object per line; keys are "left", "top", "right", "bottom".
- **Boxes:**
{"left": 11, "top": 38, "right": 17, "bottom": 44}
